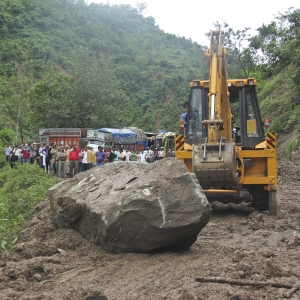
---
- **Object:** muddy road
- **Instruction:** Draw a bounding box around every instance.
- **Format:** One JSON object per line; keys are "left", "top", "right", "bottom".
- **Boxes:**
{"left": 0, "top": 151, "right": 299, "bottom": 300}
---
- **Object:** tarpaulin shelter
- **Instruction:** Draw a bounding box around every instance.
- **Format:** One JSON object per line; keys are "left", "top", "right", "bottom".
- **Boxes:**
{"left": 97, "top": 128, "right": 136, "bottom": 145}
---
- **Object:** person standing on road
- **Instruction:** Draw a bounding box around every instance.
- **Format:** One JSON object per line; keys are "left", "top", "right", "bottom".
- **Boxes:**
{"left": 78, "top": 148, "right": 84, "bottom": 172}
{"left": 153, "top": 148, "right": 159, "bottom": 161}
{"left": 124, "top": 149, "right": 132, "bottom": 161}
{"left": 29, "top": 145, "right": 36, "bottom": 165}
{"left": 4, "top": 145, "right": 12, "bottom": 163}
{"left": 139, "top": 149, "right": 146, "bottom": 163}
{"left": 69, "top": 145, "right": 80, "bottom": 177}
{"left": 112, "top": 146, "right": 119, "bottom": 162}
{"left": 10, "top": 146, "right": 18, "bottom": 168}
{"left": 65, "top": 145, "right": 71, "bottom": 177}
{"left": 118, "top": 148, "right": 125, "bottom": 161}
{"left": 57, "top": 146, "right": 68, "bottom": 178}
{"left": 146, "top": 149, "right": 151, "bottom": 163}
{"left": 96, "top": 146, "right": 106, "bottom": 166}
{"left": 87, "top": 146, "right": 95, "bottom": 169}
{"left": 21, "top": 146, "right": 30, "bottom": 164}
{"left": 44, "top": 144, "right": 51, "bottom": 172}
{"left": 82, "top": 146, "right": 90, "bottom": 171}
{"left": 16, "top": 145, "right": 22, "bottom": 164}
{"left": 39, "top": 144, "right": 46, "bottom": 169}
{"left": 158, "top": 148, "right": 164, "bottom": 159}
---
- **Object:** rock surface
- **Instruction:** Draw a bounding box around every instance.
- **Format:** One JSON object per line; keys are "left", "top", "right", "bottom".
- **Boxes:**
{"left": 49, "top": 158, "right": 211, "bottom": 253}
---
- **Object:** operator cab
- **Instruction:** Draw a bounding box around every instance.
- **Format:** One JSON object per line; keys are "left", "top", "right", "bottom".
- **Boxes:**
{"left": 185, "top": 78, "right": 265, "bottom": 148}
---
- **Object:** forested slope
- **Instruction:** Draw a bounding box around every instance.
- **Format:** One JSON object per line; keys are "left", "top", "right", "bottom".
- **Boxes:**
{"left": 0, "top": 0, "right": 300, "bottom": 149}
{"left": 0, "top": 0, "right": 206, "bottom": 141}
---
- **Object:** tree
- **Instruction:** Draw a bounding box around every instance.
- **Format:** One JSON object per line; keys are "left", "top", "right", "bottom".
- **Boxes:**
{"left": 0, "top": 128, "right": 15, "bottom": 146}
{"left": 28, "top": 51, "right": 128, "bottom": 129}
{"left": 12, "top": 78, "right": 32, "bottom": 144}
{"left": 136, "top": 2, "right": 147, "bottom": 15}
{"left": 211, "top": 22, "right": 256, "bottom": 78}
{"left": 249, "top": 8, "right": 300, "bottom": 75}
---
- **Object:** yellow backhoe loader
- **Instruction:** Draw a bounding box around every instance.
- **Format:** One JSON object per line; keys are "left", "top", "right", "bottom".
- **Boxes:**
{"left": 175, "top": 30, "right": 277, "bottom": 215}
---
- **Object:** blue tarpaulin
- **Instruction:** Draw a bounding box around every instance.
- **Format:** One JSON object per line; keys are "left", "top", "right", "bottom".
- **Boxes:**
{"left": 136, "top": 141, "right": 148, "bottom": 148}
{"left": 97, "top": 128, "right": 136, "bottom": 144}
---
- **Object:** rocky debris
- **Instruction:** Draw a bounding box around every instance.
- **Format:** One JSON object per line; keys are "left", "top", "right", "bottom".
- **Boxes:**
{"left": 267, "top": 230, "right": 298, "bottom": 247}
{"left": 49, "top": 158, "right": 211, "bottom": 253}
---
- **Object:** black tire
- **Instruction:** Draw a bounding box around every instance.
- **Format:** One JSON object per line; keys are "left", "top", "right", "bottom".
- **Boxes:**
{"left": 268, "top": 190, "right": 277, "bottom": 216}
{"left": 250, "top": 185, "right": 269, "bottom": 211}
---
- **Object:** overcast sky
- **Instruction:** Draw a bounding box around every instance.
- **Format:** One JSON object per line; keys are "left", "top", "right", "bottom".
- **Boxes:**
{"left": 88, "top": 0, "right": 299, "bottom": 45}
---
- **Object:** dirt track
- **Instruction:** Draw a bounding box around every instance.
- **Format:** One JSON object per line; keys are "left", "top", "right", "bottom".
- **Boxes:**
{"left": 0, "top": 149, "right": 300, "bottom": 300}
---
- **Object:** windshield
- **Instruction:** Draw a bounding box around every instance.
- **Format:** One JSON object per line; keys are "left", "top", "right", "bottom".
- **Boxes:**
{"left": 88, "top": 140, "right": 102, "bottom": 145}
{"left": 186, "top": 87, "right": 206, "bottom": 143}
{"left": 154, "top": 138, "right": 164, "bottom": 149}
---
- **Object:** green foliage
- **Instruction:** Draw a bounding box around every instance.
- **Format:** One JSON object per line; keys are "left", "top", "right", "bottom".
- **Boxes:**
{"left": 0, "top": 0, "right": 206, "bottom": 136}
{"left": 0, "top": 128, "right": 15, "bottom": 145}
{"left": 258, "top": 65, "right": 300, "bottom": 133}
{"left": 0, "top": 164, "right": 59, "bottom": 250}
{"left": 249, "top": 8, "right": 300, "bottom": 75}
{"left": 285, "top": 133, "right": 300, "bottom": 155}
{"left": 0, "top": 128, "right": 15, "bottom": 168}
{"left": 0, "top": 0, "right": 300, "bottom": 137}
{"left": 28, "top": 53, "right": 127, "bottom": 128}
{"left": 213, "top": 22, "right": 256, "bottom": 78}
{"left": 0, "top": 236, "right": 18, "bottom": 252}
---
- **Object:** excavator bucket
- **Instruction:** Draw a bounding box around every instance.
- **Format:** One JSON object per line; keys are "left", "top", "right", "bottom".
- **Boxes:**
{"left": 192, "top": 141, "right": 239, "bottom": 189}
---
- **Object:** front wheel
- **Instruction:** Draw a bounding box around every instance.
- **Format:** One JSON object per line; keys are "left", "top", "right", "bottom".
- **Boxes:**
{"left": 269, "top": 190, "right": 277, "bottom": 216}
{"left": 251, "top": 185, "right": 277, "bottom": 215}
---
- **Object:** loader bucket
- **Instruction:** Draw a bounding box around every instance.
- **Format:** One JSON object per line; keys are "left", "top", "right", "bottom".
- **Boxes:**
{"left": 192, "top": 142, "right": 239, "bottom": 189}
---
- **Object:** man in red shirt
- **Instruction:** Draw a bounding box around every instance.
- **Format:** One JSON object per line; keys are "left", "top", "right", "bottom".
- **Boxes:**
{"left": 21, "top": 146, "right": 30, "bottom": 164}
{"left": 69, "top": 145, "right": 80, "bottom": 177}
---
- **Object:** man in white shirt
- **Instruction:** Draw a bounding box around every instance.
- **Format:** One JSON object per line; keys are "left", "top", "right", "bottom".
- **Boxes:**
{"left": 124, "top": 149, "right": 132, "bottom": 161}
{"left": 139, "top": 150, "right": 147, "bottom": 163}
{"left": 82, "top": 146, "right": 89, "bottom": 171}
{"left": 146, "top": 149, "right": 151, "bottom": 163}
{"left": 158, "top": 149, "right": 164, "bottom": 159}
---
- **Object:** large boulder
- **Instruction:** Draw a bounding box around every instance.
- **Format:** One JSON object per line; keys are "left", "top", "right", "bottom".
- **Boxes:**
{"left": 49, "top": 158, "right": 211, "bottom": 253}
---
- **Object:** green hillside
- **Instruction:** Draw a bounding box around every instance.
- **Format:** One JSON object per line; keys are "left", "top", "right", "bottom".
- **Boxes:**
{"left": 0, "top": 0, "right": 207, "bottom": 141}
{"left": 0, "top": 0, "right": 300, "bottom": 151}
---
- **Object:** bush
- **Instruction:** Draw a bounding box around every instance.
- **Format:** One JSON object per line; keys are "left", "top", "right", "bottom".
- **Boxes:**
{"left": 0, "top": 128, "right": 15, "bottom": 168}
{"left": 0, "top": 163, "right": 60, "bottom": 250}
{"left": 285, "top": 133, "right": 300, "bottom": 155}
{"left": 0, "top": 128, "right": 15, "bottom": 145}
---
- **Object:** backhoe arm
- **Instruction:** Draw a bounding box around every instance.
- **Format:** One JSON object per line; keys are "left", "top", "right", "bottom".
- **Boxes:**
{"left": 203, "top": 30, "right": 232, "bottom": 143}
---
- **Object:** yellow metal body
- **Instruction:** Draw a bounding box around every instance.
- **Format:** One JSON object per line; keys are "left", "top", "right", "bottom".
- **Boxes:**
{"left": 192, "top": 31, "right": 237, "bottom": 189}
{"left": 173, "top": 30, "right": 278, "bottom": 214}
{"left": 175, "top": 134, "right": 278, "bottom": 189}
{"left": 204, "top": 31, "right": 232, "bottom": 143}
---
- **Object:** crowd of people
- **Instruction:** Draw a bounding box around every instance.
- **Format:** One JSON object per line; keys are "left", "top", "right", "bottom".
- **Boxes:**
{"left": 4, "top": 143, "right": 174, "bottom": 178}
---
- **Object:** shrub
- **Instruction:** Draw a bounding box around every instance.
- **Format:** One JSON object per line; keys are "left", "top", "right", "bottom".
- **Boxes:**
{"left": 0, "top": 163, "right": 60, "bottom": 250}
